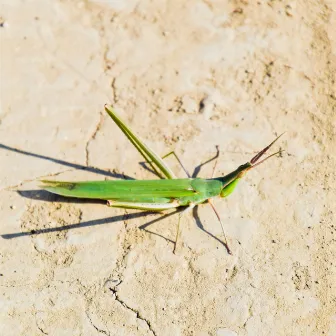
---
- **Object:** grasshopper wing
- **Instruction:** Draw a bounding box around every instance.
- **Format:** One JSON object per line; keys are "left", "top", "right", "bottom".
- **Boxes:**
{"left": 40, "top": 179, "right": 198, "bottom": 202}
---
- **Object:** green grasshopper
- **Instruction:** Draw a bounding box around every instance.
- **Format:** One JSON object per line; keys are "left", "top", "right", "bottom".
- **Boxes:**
{"left": 41, "top": 105, "right": 283, "bottom": 254}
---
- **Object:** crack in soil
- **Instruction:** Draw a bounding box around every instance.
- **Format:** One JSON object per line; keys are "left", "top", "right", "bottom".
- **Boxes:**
{"left": 85, "top": 310, "right": 110, "bottom": 336}
{"left": 34, "top": 306, "right": 49, "bottom": 335}
{"left": 243, "top": 303, "right": 254, "bottom": 328}
{"left": 110, "top": 78, "right": 117, "bottom": 104}
{"left": 103, "top": 211, "right": 157, "bottom": 335}
{"left": 112, "top": 290, "right": 157, "bottom": 336}
{"left": 106, "top": 210, "right": 133, "bottom": 287}
{"left": 85, "top": 112, "right": 104, "bottom": 167}
{"left": 36, "top": 324, "right": 48, "bottom": 336}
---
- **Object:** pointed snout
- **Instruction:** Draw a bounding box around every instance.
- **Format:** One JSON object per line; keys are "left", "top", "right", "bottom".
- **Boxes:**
{"left": 250, "top": 133, "right": 285, "bottom": 165}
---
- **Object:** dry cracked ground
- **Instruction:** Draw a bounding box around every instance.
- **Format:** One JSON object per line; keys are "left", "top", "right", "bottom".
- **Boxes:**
{"left": 0, "top": 1, "right": 335, "bottom": 335}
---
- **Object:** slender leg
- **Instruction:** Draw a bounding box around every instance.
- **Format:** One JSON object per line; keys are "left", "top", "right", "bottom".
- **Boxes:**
{"left": 173, "top": 203, "right": 195, "bottom": 254}
{"left": 208, "top": 199, "right": 232, "bottom": 255}
{"left": 141, "top": 150, "right": 190, "bottom": 178}
{"left": 161, "top": 151, "right": 191, "bottom": 178}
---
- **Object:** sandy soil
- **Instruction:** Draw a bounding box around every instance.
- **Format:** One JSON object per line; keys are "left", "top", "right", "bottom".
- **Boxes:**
{"left": 1, "top": 1, "right": 335, "bottom": 335}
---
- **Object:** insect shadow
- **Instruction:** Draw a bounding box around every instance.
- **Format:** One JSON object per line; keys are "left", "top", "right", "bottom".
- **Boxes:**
{"left": 0, "top": 143, "right": 135, "bottom": 180}
{"left": 1, "top": 143, "right": 225, "bottom": 248}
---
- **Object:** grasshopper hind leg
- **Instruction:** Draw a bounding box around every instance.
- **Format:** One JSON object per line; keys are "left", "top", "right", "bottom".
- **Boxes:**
{"left": 107, "top": 200, "right": 180, "bottom": 211}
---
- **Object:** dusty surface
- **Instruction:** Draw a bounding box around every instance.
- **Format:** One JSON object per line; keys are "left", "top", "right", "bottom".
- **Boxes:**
{"left": 1, "top": 1, "right": 335, "bottom": 335}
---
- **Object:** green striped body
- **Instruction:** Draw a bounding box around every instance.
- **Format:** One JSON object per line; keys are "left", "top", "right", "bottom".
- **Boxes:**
{"left": 41, "top": 164, "right": 248, "bottom": 209}
{"left": 42, "top": 178, "right": 223, "bottom": 206}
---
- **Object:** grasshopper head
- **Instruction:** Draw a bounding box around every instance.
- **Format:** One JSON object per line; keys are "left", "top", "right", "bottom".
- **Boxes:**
{"left": 220, "top": 133, "right": 284, "bottom": 198}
